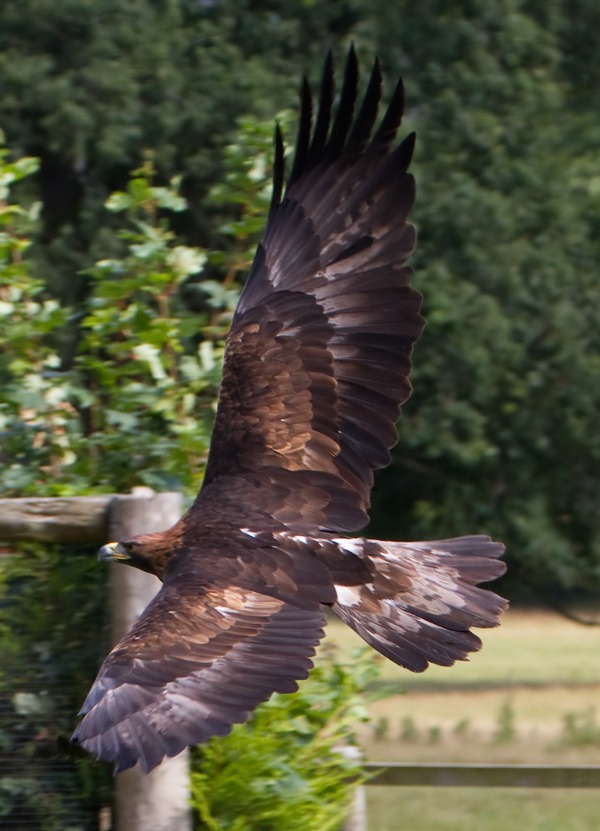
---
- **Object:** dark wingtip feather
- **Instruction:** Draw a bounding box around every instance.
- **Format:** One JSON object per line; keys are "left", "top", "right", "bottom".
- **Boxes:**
{"left": 324, "top": 46, "right": 359, "bottom": 158}
{"left": 307, "top": 50, "right": 335, "bottom": 164}
{"left": 283, "top": 50, "right": 408, "bottom": 198}
{"left": 346, "top": 58, "right": 383, "bottom": 154}
{"left": 391, "top": 130, "right": 417, "bottom": 172}
{"left": 370, "top": 75, "right": 406, "bottom": 153}
{"left": 287, "top": 75, "right": 313, "bottom": 189}
{"left": 269, "top": 124, "right": 285, "bottom": 215}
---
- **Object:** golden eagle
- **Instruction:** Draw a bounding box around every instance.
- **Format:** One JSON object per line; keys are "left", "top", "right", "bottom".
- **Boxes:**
{"left": 72, "top": 50, "right": 507, "bottom": 773}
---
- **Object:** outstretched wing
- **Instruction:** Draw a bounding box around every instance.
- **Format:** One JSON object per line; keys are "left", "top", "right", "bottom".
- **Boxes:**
{"left": 72, "top": 575, "right": 326, "bottom": 773}
{"left": 198, "top": 49, "right": 423, "bottom": 534}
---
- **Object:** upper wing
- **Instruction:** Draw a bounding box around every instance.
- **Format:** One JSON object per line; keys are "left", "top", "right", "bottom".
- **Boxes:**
{"left": 71, "top": 576, "right": 326, "bottom": 773}
{"left": 198, "top": 49, "right": 423, "bottom": 534}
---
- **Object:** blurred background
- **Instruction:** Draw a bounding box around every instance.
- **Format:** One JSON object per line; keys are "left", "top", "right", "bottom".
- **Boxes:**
{"left": 1, "top": 1, "right": 599, "bottom": 829}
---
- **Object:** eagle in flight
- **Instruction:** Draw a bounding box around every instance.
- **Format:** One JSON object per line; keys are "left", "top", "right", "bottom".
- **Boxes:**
{"left": 72, "top": 49, "right": 507, "bottom": 773}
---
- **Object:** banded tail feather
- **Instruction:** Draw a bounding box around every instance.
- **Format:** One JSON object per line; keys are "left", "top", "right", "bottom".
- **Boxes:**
{"left": 332, "top": 535, "right": 507, "bottom": 672}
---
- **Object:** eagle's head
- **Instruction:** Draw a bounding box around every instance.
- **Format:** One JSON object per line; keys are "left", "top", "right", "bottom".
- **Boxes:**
{"left": 98, "top": 531, "right": 177, "bottom": 580}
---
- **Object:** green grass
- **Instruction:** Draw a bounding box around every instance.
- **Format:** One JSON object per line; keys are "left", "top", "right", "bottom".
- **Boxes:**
{"left": 322, "top": 609, "right": 600, "bottom": 830}
{"left": 325, "top": 609, "right": 600, "bottom": 689}
{"left": 366, "top": 787, "right": 600, "bottom": 831}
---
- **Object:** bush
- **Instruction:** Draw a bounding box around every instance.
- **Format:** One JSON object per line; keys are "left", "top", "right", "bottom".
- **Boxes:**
{"left": 0, "top": 145, "right": 226, "bottom": 497}
{"left": 191, "top": 643, "right": 376, "bottom": 831}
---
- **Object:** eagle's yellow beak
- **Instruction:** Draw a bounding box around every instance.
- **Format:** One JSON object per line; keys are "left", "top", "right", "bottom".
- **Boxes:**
{"left": 97, "top": 542, "right": 130, "bottom": 562}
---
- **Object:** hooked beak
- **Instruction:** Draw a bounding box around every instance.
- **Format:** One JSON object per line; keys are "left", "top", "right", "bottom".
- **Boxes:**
{"left": 97, "top": 542, "right": 130, "bottom": 563}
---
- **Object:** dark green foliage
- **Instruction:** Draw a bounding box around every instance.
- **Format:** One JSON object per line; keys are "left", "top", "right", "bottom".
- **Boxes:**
{"left": 190, "top": 644, "right": 376, "bottom": 831}
{"left": 0, "top": 146, "right": 224, "bottom": 497}
{"left": 357, "top": 0, "right": 600, "bottom": 599}
{"left": 0, "top": 140, "right": 72, "bottom": 496}
{"left": 0, "top": 0, "right": 358, "bottom": 296}
{"left": 0, "top": 544, "right": 111, "bottom": 830}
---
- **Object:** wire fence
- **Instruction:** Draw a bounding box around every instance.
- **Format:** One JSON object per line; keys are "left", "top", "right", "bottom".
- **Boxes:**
{"left": 0, "top": 692, "right": 100, "bottom": 831}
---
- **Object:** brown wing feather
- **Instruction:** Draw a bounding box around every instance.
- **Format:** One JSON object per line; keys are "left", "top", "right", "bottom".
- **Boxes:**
{"left": 72, "top": 577, "right": 326, "bottom": 773}
{"left": 199, "top": 52, "right": 423, "bottom": 533}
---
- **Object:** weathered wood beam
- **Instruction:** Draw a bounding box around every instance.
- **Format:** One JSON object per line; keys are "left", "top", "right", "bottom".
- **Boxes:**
{"left": 365, "top": 762, "right": 600, "bottom": 788}
{"left": 0, "top": 496, "right": 114, "bottom": 544}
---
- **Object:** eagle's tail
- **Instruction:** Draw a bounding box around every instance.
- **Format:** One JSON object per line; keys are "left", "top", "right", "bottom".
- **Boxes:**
{"left": 331, "top": 535, "right": 507, "bottom": 672}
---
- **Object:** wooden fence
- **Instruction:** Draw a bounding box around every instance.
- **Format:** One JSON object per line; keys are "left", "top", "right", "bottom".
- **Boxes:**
{"left": 1, "top": 490, "right": 191, "bottom": 831}
{"left": 2, "top": 491, "right": 599, "bottom": 831}
{"left": 364, "top": 762, "right": 600, "bottom": 788}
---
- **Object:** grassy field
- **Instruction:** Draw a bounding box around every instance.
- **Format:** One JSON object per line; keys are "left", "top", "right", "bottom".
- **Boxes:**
{"left": 324, "top": 609, "right": 600, "bottom": 830}
{"left": 365, "top": 787, "right": 600, "bottom": 831}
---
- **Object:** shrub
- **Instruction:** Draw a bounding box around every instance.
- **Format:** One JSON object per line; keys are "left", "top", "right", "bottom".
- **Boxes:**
{"left": 190, "top": 643, "right": 376, "bottom": 831}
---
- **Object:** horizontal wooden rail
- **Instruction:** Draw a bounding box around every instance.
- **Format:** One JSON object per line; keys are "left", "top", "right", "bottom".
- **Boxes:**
{"left": 0, "top": 495, "right": 115, "bottom": 543}
{"left": 365, "top": 762, "right": 600, "bottom": 788}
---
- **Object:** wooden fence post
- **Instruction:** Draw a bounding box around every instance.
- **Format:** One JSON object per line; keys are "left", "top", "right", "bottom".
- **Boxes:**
{"left": 338, "top": 745, "right": 367, "bottom": 831}
{"left": 107, "top": 488, "right": 192, "bottom": 831}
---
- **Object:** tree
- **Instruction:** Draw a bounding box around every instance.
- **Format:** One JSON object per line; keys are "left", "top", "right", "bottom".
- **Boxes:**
{"left": 357, "top": 0, "right": 600, "bottom": 599}
{"left": 0, "top": 0, "right": 358, "bottom": 299}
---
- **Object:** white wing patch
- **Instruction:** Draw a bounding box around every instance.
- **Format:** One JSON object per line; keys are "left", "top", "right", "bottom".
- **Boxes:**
{"left": 332, "top": 538, "right": 365, "bottom": 556}
{"left": 334, "top": 585, "right": 363, "bottom": 607}
{"left": 240, "top": 528, "right": 260, "bottom": 539}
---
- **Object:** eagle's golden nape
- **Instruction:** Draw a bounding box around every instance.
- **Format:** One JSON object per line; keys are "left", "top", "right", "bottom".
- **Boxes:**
{"left": 71, "top": 48, "right": 507, "bottom": 774}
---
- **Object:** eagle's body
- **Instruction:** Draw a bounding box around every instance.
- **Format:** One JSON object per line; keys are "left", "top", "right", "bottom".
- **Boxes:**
{"left": 72, "top": 50, "right": 507, "bottom": 773}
